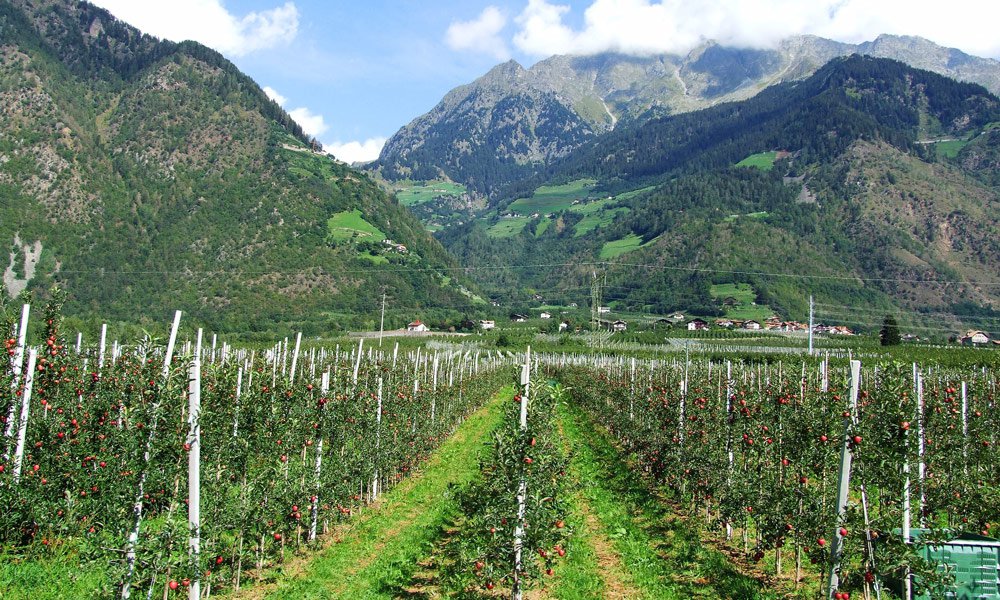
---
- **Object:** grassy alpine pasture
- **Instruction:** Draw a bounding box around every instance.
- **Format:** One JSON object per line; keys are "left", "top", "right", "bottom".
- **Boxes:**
{"left": 326, "top": 208, "right": 386, "bottom": 242}
{"left": 507, "top": 179, "right": 599, "bottom": 214}
{"left": 710, "top": 283, "right": 775, "bottom": 321}
{"left": 735, "top": 151, "right": 779, "bottom": 171}
{"left": 486, "top": 215, "right": 531, "bottom": 238}
{"left": 599, "top": 233, "right": 656, "bottom": 259}
{"left": 394, "top": 181, "right": 466, "bottom": 206}
{"left": 492, "top": 183, "right": 648, "bottom": 239}
{"left": 934, "top": 139, "right": 970, "bottom": 158}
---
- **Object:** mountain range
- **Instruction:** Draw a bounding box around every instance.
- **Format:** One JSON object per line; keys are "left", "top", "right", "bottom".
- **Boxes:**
{"left": 373, "top": 34, "right": 1000, "bottom": 196}
{"left": 0, "top": 0, "right": 478, "bottom": 335}
{"left": 415, "top": 55, "right": 1000, "bottom": 331}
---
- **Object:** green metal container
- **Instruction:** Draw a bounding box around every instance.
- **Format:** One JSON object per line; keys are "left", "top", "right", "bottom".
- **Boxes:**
{"left": 900, "top": 529, "right": 1000, "bottom": 599}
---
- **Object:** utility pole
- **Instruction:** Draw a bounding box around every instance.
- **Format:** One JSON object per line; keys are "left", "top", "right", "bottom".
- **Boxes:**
{"left": 379, "top": 292, "right": 386, "bottom": 347}
{"left": 808, "top": 295, "right": 814, "bottom": 356}
{"left": 590, "top": 269, "right": 604, "bottom": 331}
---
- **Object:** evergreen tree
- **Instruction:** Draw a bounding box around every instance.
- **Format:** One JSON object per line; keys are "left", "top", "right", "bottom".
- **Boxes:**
{"left": 880, "top": 315, "right": 901, "bottom": 346}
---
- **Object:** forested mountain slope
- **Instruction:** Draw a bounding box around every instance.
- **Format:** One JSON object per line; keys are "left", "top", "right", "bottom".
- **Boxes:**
{"left": 0, "top": 0, "right": 477, "bottom": 334}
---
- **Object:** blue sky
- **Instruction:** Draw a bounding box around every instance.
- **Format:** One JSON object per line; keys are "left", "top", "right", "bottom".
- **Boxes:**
{"left": 91, "top": 1, "right": 1000, "bottom": 163}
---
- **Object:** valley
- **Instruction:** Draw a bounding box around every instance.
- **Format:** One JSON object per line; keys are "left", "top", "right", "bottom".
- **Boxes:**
{"left": 1, "top": 3, "right": 1000, "bottom": 599}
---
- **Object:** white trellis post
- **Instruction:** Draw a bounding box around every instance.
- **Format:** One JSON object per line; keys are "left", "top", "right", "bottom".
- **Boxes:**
{"left": 3, "top": 304, "right": 30, "bottom": 458}
{"left": 233, "top": 367, "right": 243, "bottom": 438}
{"left": 310, "top": 372, "right": 330, "bottom": 541}
{"left": 187, "top": 358, "right": 201, "bottom": 600}
{"left": 826, "top": 360, "right": 861, "bottom": 599}
{"left": 352, "top": 338, "right": 363, "bottom": 385}
{"left": 289, "top": 332, "right": 302, "bottom": 384}
{"left": 373, "top": 378, "right": 383, "bottom": 500}
{"left": 916, "top": 371, "right": 926, "bottom": 524}
{"left": 12, "top": 348, "right": 38, "bottom": 483}
{"left": 512, "top": 347, "right": 531, "bottom": 600}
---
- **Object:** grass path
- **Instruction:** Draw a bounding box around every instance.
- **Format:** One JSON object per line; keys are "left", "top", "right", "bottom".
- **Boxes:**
{"left": 557, "top": 401, "right": 801, "bottom": 600}
{"left": 230, "top": 386, "right": 513, "bottom": 600}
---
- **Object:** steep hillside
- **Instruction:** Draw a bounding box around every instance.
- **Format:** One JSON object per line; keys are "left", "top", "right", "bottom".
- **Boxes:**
{"left": 0, "top": 0, "right": 478, "bottom": 334}
{"left": 373, "top": 35, "right": 1000, "bottom": 196}
{"left": 435, "top": 57, "right": 1000, "bottom": 332}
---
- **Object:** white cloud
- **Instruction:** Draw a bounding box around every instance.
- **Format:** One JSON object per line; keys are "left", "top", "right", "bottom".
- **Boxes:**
{"left": 508, "top": 0, "right": 1000, "bottom": 59}
{"left": 324, "top": 138, "right": 388, "bottom": 165}
{"left": 446, "top": 6, "right": 511, "bottom": 60}
{"left": 91, "top": 0, "right": 299, "bottom": 57}
{"left": 262, "top": 86, "right": 287, "bottom": 106}
{"left": 288, "top": 107, "right": 328, "bottom": 138}
{"left": 263, "top": 86, "right": 327, "bottom": 138}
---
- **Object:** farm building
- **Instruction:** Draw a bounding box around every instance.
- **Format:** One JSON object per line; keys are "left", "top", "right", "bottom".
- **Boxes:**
{"left": 960, "top": 330, "right": 991, "bottom": 345}
{"left": 687, "top": 319, "right": 709, "bottom": 331}
{"left": 407, "top": 320, "right": 429, "bottom": 332}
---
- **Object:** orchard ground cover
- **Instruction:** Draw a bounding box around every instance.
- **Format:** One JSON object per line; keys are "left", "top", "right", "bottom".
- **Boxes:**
{"left": 235, "top": 386, "right": 514, "bottom": 599}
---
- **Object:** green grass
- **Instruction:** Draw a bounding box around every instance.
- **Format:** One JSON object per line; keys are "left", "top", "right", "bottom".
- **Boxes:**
{"left": 0, "top": 547, "right": 109, "bottom": 599}
{"left": 723, "top": 211, "right": 769, "bottom": 222}
{"left": 508, "top": 179, "right": 598, "bottom": 214}
{"left": 569, "top": 198, "right": 616, "bottom": 215}
{"left": 599, "top": 234, "right": 653, "bottom": 259}
{"left": 535, "top": 217, "right": 552, "bottom": 237}
{"left": 574, "top": 208, "right": 629, "bottom": 237}
{"left": 257, "top": 387, "right": 511, "bottom": 599}
{"left": 710, "top": 283, "right": 774, "bottom": 321}
{"left": 326, "top": 209, "right": 385, "bottom": 242}
{"left": 935, "top": 139, "right": 969, "bottom": 159}
{"left": 558, "top": 402, "right": 802, "bottom": 599}
{"left": 735, "top": 151, "right": 779, "bottom": 171}
{"left": 280, "top": 145, "right": 339, "bottom": 181}
{"left": 393, "top": 181, "right": 466, "bottom": 206}
{"left": 486, "top": 216, "right": 530, "bottom": 238}
{"left": 357, "top": 252, "right": 389, "bottom": 264}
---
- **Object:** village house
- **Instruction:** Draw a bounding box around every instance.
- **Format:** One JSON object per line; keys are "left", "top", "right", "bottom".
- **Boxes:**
{"left": 540, "top": 312, "right": 552, "bottom": 319}
{"left": 612, "top": 320, "right": 627, "bottom": 332}
{"left": 381, "top": 239, "right": 408, "bottom": 253}
{"left": 598, "top": 306, "right": 611, "bottom": 314}
{"left": 714, "top": 319, "right": 736, "bottom": 328}
{"left": 510, "top": 314, "right": 528, "bottom": 323}
{"left": 407, "top": 320, "right": 429, "bottom": 332}
{"left": 479, "top": 320, "right": 495, "bottom": 330}
{"left": 687, "top": 318, "right": 709, "bottom": 331}
{"left": 558, "top": 321, "right": 570, "bottom": 332}
{"left": 743, "top": 320, "right": 762, "bottom": 331}
{"left": 960, "top": 330, "right": 991, "bottom": 345}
